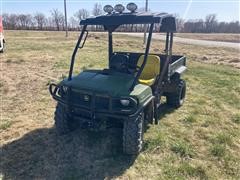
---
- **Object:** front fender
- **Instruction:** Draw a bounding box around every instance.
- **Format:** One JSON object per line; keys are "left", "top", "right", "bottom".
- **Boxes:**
{"left": 130, "top": 84, "right": 153, "bottom": 107}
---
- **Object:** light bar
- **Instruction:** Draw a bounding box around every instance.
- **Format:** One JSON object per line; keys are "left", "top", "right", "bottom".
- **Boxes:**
{"left": 103, "top": 5, "right": 114, "bottom": 14}
{"left": 127, "top": 3, "right": 137, "bottom": 12}
{"left": 114, "top": 4, "right": 125, "bottom": 13}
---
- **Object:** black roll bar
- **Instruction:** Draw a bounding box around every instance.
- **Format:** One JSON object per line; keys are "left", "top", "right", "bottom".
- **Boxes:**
{"left": 108, "top": 31, "right": 113, "bottom": 63}
{"left": 165, "top": 32, "right": 169, "bottom": 52}
{"left": 68, "top": 25, "right": 87, "bottom": 81}
{"left": 153, "top": 32, "right": 173, "bottom": 95}
{"left": 130, "top": 23, "right": 154, "bottom": 91}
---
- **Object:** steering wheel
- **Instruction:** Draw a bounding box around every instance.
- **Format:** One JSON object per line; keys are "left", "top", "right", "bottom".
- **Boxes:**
{"left": 124, "top": 61, "right": 141, "bottom": 74}
{"left": 110, "top": 54, "right": 129, "bottom": 73}
{"left": 110, "top": 54, "right": 142, "bottom": 74}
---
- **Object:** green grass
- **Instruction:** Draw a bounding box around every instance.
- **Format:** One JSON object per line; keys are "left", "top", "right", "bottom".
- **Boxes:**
{"left": 0, "top": 120, "right": 12, "bottom": 130}
{"left": 209, "top": 133, "right": 233, "bottom": 158}
{"left": 163, "top": 162, "right": 207, "bottom": 179}
{"left": 170, "top": 140, "right": 195, "bottom": 158}
{"left": 183, "top": 115, "right": 196, "bottom": 124}
{"left": 143, "top": 132, "right": 166, "bottom": 152}
{"left": 177, "top": 163, "right": 207, "bottom": 179}
{"left": 1, "top": 30, "right": 240, "bottom": 179}
{"left": 210, "top": 144, "right": 226, "bottom": 157}
{"left": 232, "top": 114, "right": 240, "bottom": 124}
{"left": 214, "top": 133, "right": 233, "bottom": 145}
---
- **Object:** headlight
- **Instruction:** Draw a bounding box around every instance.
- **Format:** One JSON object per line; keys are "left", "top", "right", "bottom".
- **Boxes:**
{"left": 120, "top": 99, "right": 130, "bottom": 106}
{"left": 103, "top": 5, "right": 113, "bottom": 14}
{"left": 84, "top": 95, "right": 90, "bottom": 102}
{"left": 114, "top": 4, "right": 125, "bottom": 13}
{"left": 127, "top": 3, "right": 138, "bottom": 12}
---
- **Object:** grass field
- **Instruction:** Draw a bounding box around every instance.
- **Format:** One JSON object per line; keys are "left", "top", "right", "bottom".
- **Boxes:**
{"left": 0, "top": 30, "right": 240, "bottom": 179}
{"left": 175, "top": 33, "right": 240, "bottom": 43}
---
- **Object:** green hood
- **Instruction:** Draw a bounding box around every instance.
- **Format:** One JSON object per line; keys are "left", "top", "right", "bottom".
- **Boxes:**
{"left": 62, "top": 70, "right": 135, "bottom": 97}
{"left": 62, "top": 70, "right": 153, "bottom": 105}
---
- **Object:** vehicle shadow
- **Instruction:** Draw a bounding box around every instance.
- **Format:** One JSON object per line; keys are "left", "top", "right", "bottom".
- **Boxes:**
{"left": 0, "top": 127, "right": 136, "bottom": 180}
{"left": 0, "top": 104, "right": 175, "bottom": 180}
{"left": 158, "top": 103, "right": 176, "bottom": 120}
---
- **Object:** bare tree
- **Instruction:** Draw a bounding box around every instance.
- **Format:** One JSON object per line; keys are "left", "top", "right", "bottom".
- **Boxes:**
{"left": 45, "top": 17, "right": 53, "bottom": 30}
{"left": 176, "top": 18, "right": 184, "bottom": 32}
{"left": 17, "top": 14, "right": 33, "bottom": 29}
{"left": 183, "top": 19, "right": 205, "bottom": 33}
{"left": 92, "top": 3, "right": 103, "bottom": 31}
{"left": 227, "top": 21, "right": 240, "bottom": 33}
{"left": 2, "top": 13, "right": 10, "bottom": 29}
{"left": 75, "top": 9, "right": 89, "bottom": 22}
{"left": 69, "top": 16, "right": 78, "bottom": 30}
{"left": 18, "top": 14, "right": 27, "bottom": 28}
{"left": 92, "top": 3, "right": 102, "bottom": 16}
{"left": 34, "top": 12, "right": 46, "bottom": 30}
{"left": 5, "top": 14, "right": 18, "bottom": 29}
{"left": 1, "top": 11, "right": 240, "bottom": 33}
{"left": 51, "top": 9, "right": 64, "bottom": 31}
{"left": 174, "top": 14, "right": 184, "bottom": 32}
{"left": 205, "top": 14, "right": 217, "bottom": 33}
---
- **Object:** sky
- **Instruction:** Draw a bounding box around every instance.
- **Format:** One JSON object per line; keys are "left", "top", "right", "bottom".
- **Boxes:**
{"left": 1, "top": 0, "right": 239, "bottom": 22}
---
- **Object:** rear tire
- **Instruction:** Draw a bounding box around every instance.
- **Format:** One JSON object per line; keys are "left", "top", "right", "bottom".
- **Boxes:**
{"left": 166, "top": 79, "right": 186, "bottom": 108}
{"left": 54, "top": 103, "right": 75, "bottom": 135}
{"left": 123, "top": 112, "right": 144, "bottom": 155}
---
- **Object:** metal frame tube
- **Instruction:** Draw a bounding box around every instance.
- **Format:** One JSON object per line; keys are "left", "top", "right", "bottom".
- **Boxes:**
{"left": 165, "top": 32, "right": 169, "bottom": 53}
{"left": 68, "top": 25, "right": 87, "bottom": 80}
{"left": 169, "top": 32, "right": 173, "bottom": 57}
{"left": 108, "top": 31, "right": 113, "bottom": 66}
{"left": 153, "top": 32, "right": 174, "bottom": 94}
{"left": 130, "top": 23, "right": 154, "bottom": 91}
{"left": 64, "top": 0, "right": 68, "bottom": 37}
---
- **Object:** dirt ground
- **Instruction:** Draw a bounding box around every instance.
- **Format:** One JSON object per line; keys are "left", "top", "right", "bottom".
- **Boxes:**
{"left": 0, "top": 30, "right": 240, "bottom": 179}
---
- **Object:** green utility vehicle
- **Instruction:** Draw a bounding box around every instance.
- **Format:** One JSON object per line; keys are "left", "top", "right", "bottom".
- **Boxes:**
{"left": 49, "top": 3, "right": 187, "bottom": 154}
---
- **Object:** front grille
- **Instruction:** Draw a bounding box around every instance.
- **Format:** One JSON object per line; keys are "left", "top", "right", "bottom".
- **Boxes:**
{"left": 95, "top": 96, "right": 110, "bottom": 110}
{"left": 70, "top": 90, "right": 110, "bottom": 110}
{"left": 71, "top": 90, "right": 91, "bottom": 108}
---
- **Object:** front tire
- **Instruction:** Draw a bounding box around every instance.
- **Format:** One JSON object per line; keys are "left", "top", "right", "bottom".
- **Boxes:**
{"left": 123, "top": 112, "right": 144, "bottom": 155}
{"left": 166, "top": 79, "right": 186, "bottom": 108}
{"left": 54, "top": 103, "right": 75, "bottom": 135}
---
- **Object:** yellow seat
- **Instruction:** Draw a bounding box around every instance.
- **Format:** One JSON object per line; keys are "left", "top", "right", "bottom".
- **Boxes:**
{"left": 137, "top": 55, "right": 160, "bottom": 86}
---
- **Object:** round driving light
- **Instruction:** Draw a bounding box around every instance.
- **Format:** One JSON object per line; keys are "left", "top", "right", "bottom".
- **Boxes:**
{"left": 114, "top": 4, "right": 125, "bottom": 13}
{"left": 84, "top": 95, "right": 90, "bottom": 102}
{"left": 120, "top": 99, "right": 130, "bottom": 106}
{"left": 127, "top": 3, "right": 138, "bottom": 12}
{"left": 103, "top": 5, "right": 113, "bottom": 14}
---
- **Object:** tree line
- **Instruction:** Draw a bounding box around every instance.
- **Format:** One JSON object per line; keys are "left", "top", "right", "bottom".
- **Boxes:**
{"left": 177, "top": 14, "right": 240, "bottom": 33}
{"left": 2, "top": 3, "right": 240, "bottom": 33}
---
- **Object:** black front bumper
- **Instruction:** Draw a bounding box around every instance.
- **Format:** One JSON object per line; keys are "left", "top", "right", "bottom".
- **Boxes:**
{"left": 49, "top": 84, "right": 152, "bottom": 121}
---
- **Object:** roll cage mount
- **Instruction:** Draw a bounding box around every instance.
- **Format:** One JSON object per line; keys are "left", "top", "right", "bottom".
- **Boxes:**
{"left": 68, "top": 12, "right": 176, "bottom": 92}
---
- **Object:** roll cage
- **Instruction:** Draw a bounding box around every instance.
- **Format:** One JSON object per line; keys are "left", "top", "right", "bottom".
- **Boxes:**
{"left": 68, "top": 12, "right": 177, "bottom": 92}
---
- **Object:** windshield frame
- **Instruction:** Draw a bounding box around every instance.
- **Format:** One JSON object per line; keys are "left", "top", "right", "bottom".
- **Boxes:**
{"left": 68, "top": 23, "right": 155, "bottom": 92}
